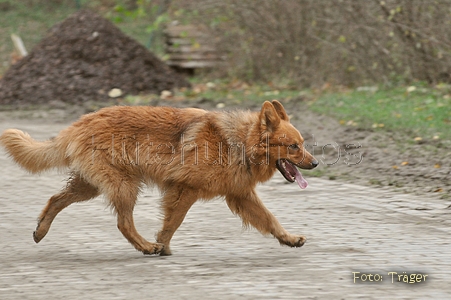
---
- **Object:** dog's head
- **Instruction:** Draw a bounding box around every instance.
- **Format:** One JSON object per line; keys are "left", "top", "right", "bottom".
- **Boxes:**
{"left": 259, "top": 100, "right": 318, "bottom": 189}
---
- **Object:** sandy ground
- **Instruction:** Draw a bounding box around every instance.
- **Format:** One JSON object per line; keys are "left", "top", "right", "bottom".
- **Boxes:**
{"left": 1, "top": 100, "right": 450, "bottom": 299}
{"left": 1, "top": 120, "right": 451, "bottom": 299}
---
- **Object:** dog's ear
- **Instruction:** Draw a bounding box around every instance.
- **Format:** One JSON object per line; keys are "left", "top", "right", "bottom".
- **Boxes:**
{"left": 271, "top": 100, "right": 289, "bottom": 121}
{"left": 260, "top": 101, "right": 280, "bottom": 132}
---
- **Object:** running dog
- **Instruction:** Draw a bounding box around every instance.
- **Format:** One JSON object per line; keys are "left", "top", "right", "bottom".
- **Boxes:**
{"left": 0, "top": 100, "right": 318, "bottom": 255}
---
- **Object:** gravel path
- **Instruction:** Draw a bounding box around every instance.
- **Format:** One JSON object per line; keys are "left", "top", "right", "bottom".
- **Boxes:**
{"left": 1, "top": 121, "right": 450, "bottom": 299}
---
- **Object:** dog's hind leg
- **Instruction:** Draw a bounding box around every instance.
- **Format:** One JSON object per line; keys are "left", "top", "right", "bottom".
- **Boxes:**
{"left": 226, "top": 190, "right": 306, "bottom": 248}
{"left": 156, "top": 186, "right": 198, "bottom": 256}
{"left": 108, "top": 181, "right": 164, "bottom": 255}
{"left": 33, "top": 173, "right": 100, "bottom": 243}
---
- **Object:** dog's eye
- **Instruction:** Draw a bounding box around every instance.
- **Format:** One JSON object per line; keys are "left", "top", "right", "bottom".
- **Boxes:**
{"left": 288, "top": 144, "right": 300, "bottom": 150}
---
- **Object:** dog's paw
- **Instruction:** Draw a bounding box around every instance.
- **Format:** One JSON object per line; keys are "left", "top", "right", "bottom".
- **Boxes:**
{"left": 33, "top": 227, "right": 46, "bottom": 243}
{"left": 279, "top": 235, "right": 306, "bottom": 248}
{"left": 291, "top": 235, "right": 306, "bottom": 248}
{"left": 33, "top": 220, "right": 46, "bottom": 243}
{"left": 33, "top": 231, "right": 41, "bottom": 243}
{"left": 142, "top": 243, "right": 165, "bottom": 255}
{"left": 159, "top": 246, "right": 172, "bottom": 256}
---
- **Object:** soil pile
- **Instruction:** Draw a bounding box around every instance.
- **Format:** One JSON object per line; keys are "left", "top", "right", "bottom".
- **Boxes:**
{"left": 0, "top": 10, "right": 190, "bottom": 105}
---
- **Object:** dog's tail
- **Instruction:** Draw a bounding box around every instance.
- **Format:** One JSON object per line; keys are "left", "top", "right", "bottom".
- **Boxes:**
{"left": 0, "top": 129, "right": 69, "bottom": 173}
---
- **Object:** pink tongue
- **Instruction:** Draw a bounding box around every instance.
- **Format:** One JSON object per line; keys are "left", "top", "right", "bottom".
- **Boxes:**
{"left": 294, "top": 169, "right": 308, "bottom": 189}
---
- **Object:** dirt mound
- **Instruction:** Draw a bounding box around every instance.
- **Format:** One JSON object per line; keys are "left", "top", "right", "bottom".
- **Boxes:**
{"left": 0, "top": 10, "right": 190, "bottom": 105}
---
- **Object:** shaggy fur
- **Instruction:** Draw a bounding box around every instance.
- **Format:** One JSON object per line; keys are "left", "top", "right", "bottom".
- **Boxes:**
{"left": 0, "top": 100, "right": 318, "bottom": 255}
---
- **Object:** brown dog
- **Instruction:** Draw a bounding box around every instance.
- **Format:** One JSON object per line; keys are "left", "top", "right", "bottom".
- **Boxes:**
{"left": 0, "top": 100, "right": 318, "bottom": 255}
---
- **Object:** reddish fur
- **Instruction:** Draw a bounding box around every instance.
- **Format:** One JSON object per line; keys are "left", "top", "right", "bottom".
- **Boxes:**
{"left": 0, "top": 101, "right": 317, "bottom": 255}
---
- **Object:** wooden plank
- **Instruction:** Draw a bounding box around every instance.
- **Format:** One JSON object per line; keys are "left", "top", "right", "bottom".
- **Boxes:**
{"left": 166, "top": 44, "right": 216, "bottom": 53}
{"left": 164, "top": 25, "right": 209, "bottom": 38}
{"left": 165, "top": 31, "right": 209, "bottom": 39}
{"left": 164, "top": 24, "right": 221, "bottom": 69}
{"left": 167, "top": 53, "right": 219, "bottom": 60}
{"left": 166, "top": 37, "right": 211, "bottom": 46}
{"left": 167, "top": 60, "right": 220, "bottom": 68}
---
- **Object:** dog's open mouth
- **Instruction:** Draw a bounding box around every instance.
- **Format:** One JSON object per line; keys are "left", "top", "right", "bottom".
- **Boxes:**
{"left": 276, "top": 159, "right": 308, "bottom": 189}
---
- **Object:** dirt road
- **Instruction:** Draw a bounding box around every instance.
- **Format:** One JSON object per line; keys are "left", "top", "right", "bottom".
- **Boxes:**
{"left": 1, "top": 119, "right": 450, "bottom": 299}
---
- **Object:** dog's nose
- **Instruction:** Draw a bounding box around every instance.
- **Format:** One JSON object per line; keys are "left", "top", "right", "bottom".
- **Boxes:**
{"left": 311, "top": 160, "right": 319, "bottom": 168}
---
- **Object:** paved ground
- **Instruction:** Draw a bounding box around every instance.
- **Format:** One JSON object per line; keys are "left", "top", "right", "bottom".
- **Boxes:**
{"left": 0, "top": 121, "right": 450, "bottom": 299}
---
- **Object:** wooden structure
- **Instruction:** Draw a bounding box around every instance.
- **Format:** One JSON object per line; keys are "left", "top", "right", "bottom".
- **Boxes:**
{"left": 164, "top": 24, "right": 221, "bottom": 73}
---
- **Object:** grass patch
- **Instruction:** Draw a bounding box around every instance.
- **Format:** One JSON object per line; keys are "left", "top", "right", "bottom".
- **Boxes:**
{"left": 0, "top": 0, "right": 77, "bottom": 74}
{"left": 175, "top": 79, "right": 303, "bottom": 104}
{"left": 309, "top": 85, "right": 451, "bottom": 141}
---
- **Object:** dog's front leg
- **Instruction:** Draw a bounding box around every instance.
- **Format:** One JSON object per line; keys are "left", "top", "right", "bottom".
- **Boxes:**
{"left": 156, "top": 186, "right": 198, "bottom": 256}
{"left": 225, "top": 190, "right": 306, "bottom": 248}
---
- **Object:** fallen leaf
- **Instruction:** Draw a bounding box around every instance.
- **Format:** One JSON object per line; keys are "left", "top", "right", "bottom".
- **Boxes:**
{"left": 401, "top": 161, "right": 409, "bottom": 166}
{"left": 434, "top": 164, "right": 441, "bottom": 168}
{"left": 414, "top": 137, "right": 422, "bottom": 142}
{"left": 392, "top": 165, "right": 399, "bottom": 169}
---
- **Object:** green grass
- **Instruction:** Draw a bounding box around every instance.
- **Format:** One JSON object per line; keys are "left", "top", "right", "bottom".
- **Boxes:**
{"left": 177, "top": 79, "right": 303, "bottom": 104}
{"left": 309, "top": 85, "right": 451, "bottom": 141}
{"left": 0, "top": 0, "right": 78, "bottom": 74}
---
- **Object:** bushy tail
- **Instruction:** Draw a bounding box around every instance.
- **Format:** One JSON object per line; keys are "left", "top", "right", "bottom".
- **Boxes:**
{"left": 0, "top": 129, "right": 69, "bottom": 173}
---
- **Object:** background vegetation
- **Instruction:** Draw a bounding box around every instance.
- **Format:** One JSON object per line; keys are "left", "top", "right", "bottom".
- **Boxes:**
{"left": 3, "top": 0, "right": 451, "bottom": 87}
{"left": 172, "top": 0, "right": 451, "bottom": 87}
{"left": 0, "top": 0, "right": 450, "bottom": 141}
